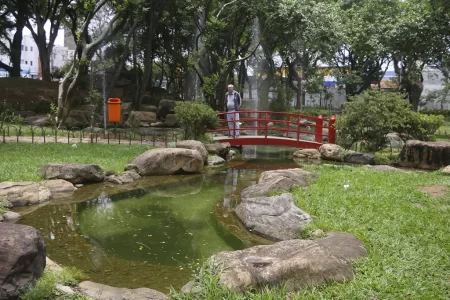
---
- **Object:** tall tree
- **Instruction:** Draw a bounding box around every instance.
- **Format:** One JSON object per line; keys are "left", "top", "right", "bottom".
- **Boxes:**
{"left": 389, "top": 0, "right": 444, "bottom": 111}
{"left": 0, "top": 0, "right": 29, "bottom": 77}
{"left": 332, "top": 0, "right": 397, "bottom": 99}
{"left": 25, "top": 0, "right": 70, "bottom": 81}
{"left": 57, "top": 0, "right": 131, "bottom": 125}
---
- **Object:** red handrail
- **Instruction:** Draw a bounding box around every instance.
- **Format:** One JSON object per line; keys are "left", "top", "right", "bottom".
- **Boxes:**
{"left": 209, "top": 110, "right": 336, "bottom": 145}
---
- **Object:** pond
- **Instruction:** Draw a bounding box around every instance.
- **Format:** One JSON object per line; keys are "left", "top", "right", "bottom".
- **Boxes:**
{"left": 16, "top": 146, "right": 299, "bottom": 293}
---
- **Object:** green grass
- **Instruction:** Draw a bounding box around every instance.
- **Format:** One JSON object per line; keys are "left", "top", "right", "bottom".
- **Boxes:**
{"left": 172, "top": 166, "right": 450, "bottom": 299}
{"left": 0, "top": 143, "right": 155, "bottom": 182}
{"left": 21, "top": 267, "right": 91, "bottom": 300}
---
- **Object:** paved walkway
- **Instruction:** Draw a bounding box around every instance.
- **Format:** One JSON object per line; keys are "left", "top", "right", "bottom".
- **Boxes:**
{"left": 1, "top": 135, "right": 177, "bottom": 147}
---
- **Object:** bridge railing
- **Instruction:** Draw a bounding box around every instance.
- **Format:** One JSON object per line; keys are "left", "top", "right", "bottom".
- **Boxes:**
{"left": 210, "top": 110, "right": 336, "bottom": 144}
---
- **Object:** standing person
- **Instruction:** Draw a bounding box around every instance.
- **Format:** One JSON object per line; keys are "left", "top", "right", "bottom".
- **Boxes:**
{"left": 225, "top": 84, "right": 241, "bottom": 138}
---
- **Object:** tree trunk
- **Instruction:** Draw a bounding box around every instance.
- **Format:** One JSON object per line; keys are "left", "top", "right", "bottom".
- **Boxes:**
{"left": 10, "top": 30, "right": 23, "bottom": 78}
{"left": 9, "top": 2, "right": 27, "bottom": 78}
{"left": 137, "top": 10, "right": 158, "bottom": 109}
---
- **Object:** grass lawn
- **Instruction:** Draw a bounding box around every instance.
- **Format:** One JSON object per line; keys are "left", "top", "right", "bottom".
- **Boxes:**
{"left": 0, "top": 143, "right": 154, "bottom": 182}
{"left": 172, "top": 166, "right": 450, "bottom": 300}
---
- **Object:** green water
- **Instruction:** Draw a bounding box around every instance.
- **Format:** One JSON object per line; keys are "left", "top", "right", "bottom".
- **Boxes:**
{"left": 17, "top": 147, "right": 298, "bottom": 293}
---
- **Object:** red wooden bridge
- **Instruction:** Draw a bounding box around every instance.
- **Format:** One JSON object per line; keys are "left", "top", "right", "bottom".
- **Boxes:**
{"left": 209, "top": 110, "right": 336, "bottom": 148}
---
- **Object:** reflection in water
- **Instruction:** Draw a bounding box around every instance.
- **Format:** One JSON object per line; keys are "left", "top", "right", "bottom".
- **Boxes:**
{"left": 223, "top": 168, "right": 239, "bottom": 217}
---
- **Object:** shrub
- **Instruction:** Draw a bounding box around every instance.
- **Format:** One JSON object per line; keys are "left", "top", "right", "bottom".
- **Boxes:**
{"left": 174, "top": 101, "right": 219, "bottom": 140}
{"left": 336, "top": 89, "right": 412, "bottom": 152}
{"left": 0, "top": 197, "right": 8, "bottom": 215}
{"left": 21, "top": 267, "right": 86, "bottom": 300}
{"left": 295, "top": 108, "right": 332, "bottom": 118}
{"left": 400, "top": 113, "right": 444, "bottom": 141}
{"left": 420, "top": 109, "right": 450, "bottom": 117}
{"left": 373, "top": 154, "right": 391, "bottom": 165}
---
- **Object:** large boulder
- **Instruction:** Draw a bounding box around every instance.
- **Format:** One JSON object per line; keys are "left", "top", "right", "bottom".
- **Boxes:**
{"left": 158, "top": 99, "right": 176, "bottom": 119}
{"left": 124, "top": 111, "right": 157, "bottom": 128}
{"left": 0, "top": 182, "right": 52, "bottom": 207}
{"left": 64, "top": 110, "right": 89, "bottom": 128}
{"left": 204, "top": 143, "right": 231, "bottom": 159}
{"left": 126, "top": 148, "right": 204, "bottom": 175}
{"left": 23, "top": 115, "right": 52, "bottom": 127}
{"left": 207, "top": 155, "right": 226, "bottom": 166}
{"left": 139, "top": 105, "right": 158, "bottom": 113}
{"left": 176, "top": 140, "right": 208, "bottom": 163}
{"left": 293, "top": 148, "right": 321, "bottom": 160}
{"left": 210, "top": 232, "right": 366, "bottom": 292}
{"left": 399, "top": 140, "right": 450, "bottom": 170}
{"left": 241, "top": 168, "right": 317, "bottom": 199}
{"left": 2, "top": 212, "right": 22, "bottom": 223}
{"left": 40, "top": 163, "right": 105, "bottom": 184}
{"left": 344, "top": 152, "right": 375, "bottom": 165}
{"left": 386, "top": 132, "right": 405, "bottom": 148}
{"left": 41, "top": 179, "right": 76, "bottom": 197}
{"left": 165, "top": 114, "right": 179, "bottom": 127}
{"left": 319, "top": 144, "right": 345, "bottom": 161}
{"left": 78, "top": 281, "right": 168, "bottom": 300}
{"left": 0, "top": 223, "right": 46, "bottom": 299}
{"left": 236, "top": 193, "right": 312, "bottom": 241}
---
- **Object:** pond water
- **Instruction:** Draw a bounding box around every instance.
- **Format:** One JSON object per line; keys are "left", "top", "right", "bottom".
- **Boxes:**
{"left": 16, "top": 146, "right": 299, "bottom": 293}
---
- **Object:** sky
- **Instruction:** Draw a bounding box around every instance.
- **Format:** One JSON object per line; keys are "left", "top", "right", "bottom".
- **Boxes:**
{"left": 23, "top": 23, "right": 65, "bottom": 46}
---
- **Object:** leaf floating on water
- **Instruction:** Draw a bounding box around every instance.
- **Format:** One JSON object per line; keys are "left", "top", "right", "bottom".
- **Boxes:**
{"left": 146, "top": 214, "right": 152, "bottom": 217}
{"left": 139, "top": 246, "right": 143, "bottom": 251}
{"left": 147, "top": 234, "right": 152, "bottom": 237}
{"left": 160, "top": 241, "right": 166, "bottom": 244}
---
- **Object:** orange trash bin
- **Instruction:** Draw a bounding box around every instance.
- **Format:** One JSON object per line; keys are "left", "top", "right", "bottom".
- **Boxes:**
{"left": 107, "top": 98, "right": 121, "bottom": 123}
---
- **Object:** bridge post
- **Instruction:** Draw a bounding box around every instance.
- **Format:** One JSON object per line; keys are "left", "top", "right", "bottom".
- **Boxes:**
{"left": 286, "top": 115, "right": 290, "bottom": 138}
{"left": 328, "top": 115, "right": 336, "bottom": 144}
{"left": 264, "top": 112, "right": 268, "bottom": 139}
{"left": 315, "top": 115, "right": 323, "bottom": 143}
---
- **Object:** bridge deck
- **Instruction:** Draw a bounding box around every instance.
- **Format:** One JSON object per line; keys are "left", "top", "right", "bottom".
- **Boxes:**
{"left": 213, "top": 135, "right": 323, "bottom": 148}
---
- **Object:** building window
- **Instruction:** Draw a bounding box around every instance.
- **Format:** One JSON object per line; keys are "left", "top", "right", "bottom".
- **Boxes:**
{"left": 25, "top": 61, "right": 28, "bottom": 65}
{"left": 30, "top": 47, "right": 33, "bottom": 51}
{"left": 25, "top": 46, "right": 27, "bottom": 51}
{"left": 21, "top": 45, "right": 23, "bottom": 50}
{"left": 30, "top": 61, "right": 33, "bottom": 66}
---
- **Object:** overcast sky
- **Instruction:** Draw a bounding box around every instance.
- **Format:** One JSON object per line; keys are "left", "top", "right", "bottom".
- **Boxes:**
{"left": 23, "top": 22, "right": 65, "bottom": 46}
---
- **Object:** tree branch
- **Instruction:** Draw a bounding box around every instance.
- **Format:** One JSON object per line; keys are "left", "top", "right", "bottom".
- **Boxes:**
{"left": 216, "top": 0, "right": 238, "bottom": 18}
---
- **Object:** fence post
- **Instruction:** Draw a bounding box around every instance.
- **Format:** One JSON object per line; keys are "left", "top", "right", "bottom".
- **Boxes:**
{"left": 264, "top": 112, "right": 268, "bottom": 139}
{"left": 328, "top": 115, "right": 336, "bottom": 144}
{"left": 297, "top": 114, "right": 301, "bottom": 141}
{"left": 315, "top": 115, "right": 323, "bottom": 143}
{"left": 257, "top": 112, "right": 261, "bottom": 136}
{"left": 286, "top": 115, "right": 290, "bottom": 138}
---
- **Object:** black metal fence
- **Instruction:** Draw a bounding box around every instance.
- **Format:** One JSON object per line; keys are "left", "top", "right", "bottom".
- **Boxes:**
{"left": 0, "top": 122, "right": 179, "bottom": 147}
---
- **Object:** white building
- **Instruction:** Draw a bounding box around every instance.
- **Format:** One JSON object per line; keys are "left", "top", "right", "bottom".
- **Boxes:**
{"left": 0, "top": 33, "right": 73, "bottom": 79}
{"left": 0, "top": 35, "right": 39, "bottom": 78}
{"left": 50, "top": 45, "right": 75, "bottom": 70}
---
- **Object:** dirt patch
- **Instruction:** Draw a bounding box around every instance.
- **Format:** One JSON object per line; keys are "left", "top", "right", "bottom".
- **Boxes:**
{"left": 418, "top": 186, "right": 449, "bottom": 198}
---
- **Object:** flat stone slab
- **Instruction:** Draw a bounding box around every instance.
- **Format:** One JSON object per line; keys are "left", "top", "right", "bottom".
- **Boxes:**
{"left": 78, "top": 281, "right": 168, "bottom": 300}
{"left": 236, "top": 193, "right": 312, "bottom": 241}
{"left": 210, "top": 232, "right": 367, "bottom": 292}
{"left": 365, "top": 165, "right": 409, "bottom": 173}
